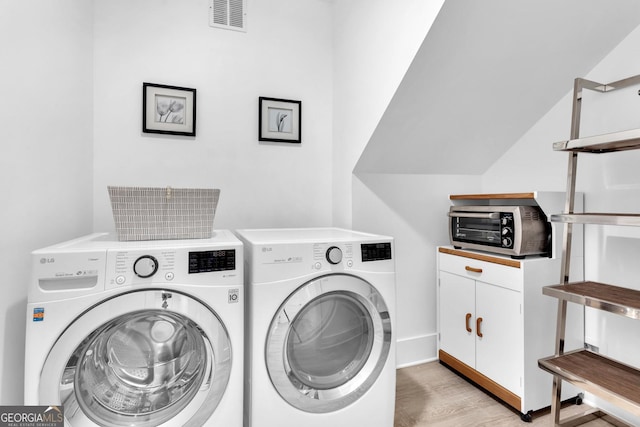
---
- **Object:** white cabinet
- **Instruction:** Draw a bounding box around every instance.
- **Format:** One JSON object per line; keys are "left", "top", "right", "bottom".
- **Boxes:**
{"left": 437, "top": 247, "right": 582, "bottom": 421}
{"left": 439, "top": 270, "right": 521, "bottom": 395}
{"left": 439, "top": 271, "right": 475, "bottom": 368}
{"left": 476, "top": 280, "right": 522, "bottom": 394}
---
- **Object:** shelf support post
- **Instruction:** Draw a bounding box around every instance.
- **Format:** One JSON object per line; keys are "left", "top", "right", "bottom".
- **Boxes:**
{"left": 559, "top": 78, "right": 583, "bottom": 284}
{"left": 554, "top": 77, "right": 584, "bottom": 426}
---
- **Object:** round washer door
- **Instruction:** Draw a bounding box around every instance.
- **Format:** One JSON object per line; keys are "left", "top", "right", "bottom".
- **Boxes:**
{"left": 39, "top": 289, "right": 232, "bottom": 427}
{"left": 266, "top": 273, "right": 392, "bottom": 413}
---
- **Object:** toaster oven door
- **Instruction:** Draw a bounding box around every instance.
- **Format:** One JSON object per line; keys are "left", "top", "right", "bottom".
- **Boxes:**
{"left": 449, "top": 211, "right": 504, "bottom": 247}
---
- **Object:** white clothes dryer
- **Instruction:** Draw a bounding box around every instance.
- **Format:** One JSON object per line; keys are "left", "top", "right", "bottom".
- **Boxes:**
{"left": 24, "top": 231, "right": 243, "bottom": 427}
{"left": 235, "top": 228, "right": 396, "bottom": 427}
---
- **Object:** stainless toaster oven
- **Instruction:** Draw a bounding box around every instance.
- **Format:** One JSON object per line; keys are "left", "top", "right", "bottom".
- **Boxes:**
{"left": 448, "top": 205, "right": 550, "bottom": 258}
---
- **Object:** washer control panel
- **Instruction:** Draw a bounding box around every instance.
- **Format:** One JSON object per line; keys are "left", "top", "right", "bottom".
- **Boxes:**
{"left": 188, "top": 249, "right": 236, "bottom": 273}
{"left": 105, "top": 247, "right": 238, "bottom": 289}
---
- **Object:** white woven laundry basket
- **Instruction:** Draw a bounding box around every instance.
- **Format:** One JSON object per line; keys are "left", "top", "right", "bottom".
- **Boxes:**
{"left": 107, "top": 186, "right": 220, "bottom": 241}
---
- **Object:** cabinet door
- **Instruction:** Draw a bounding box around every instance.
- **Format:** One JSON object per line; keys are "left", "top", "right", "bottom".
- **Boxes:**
{"left": 475, "top": 280, "right": 522, "bottom": 395}
{"left": 439, "top": 271, "right": 476, "bottom": 368}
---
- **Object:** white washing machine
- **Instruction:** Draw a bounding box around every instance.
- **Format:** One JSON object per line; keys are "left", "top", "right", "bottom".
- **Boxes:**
{"left": 24, "top": 231, "right": 243, "bottom": 427}
{"left": 235, "top": 228, "right": 396, "bottom": 427}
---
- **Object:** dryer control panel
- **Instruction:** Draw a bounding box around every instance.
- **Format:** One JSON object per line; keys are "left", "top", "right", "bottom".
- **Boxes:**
{"left": 314, "top": 242, "right": 354, "bottom": 267}
{"left": 248, "top": 240, "right": 393, "bottom": 283}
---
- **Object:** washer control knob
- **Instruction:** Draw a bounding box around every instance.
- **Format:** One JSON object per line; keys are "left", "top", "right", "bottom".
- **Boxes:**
{"left": 134, "top": 255, "right": 158, "bottom": 278}
{"left": 326, "top": 246, "right": 343, "bottom": 265}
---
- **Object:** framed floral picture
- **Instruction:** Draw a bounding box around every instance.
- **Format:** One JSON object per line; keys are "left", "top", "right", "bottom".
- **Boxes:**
{"left": 259, "top": 97, "right": 301, "bottom": 143}
{"left": 143, "top": 83, "right": 196, "bottom": 136}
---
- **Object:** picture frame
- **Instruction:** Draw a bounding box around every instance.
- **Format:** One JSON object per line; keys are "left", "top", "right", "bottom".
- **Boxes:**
{"left": 259, "top": 97, "right": 301, "bottom": 143}
{"left": 143, "top": 82, "right": 196, "bottom": 137}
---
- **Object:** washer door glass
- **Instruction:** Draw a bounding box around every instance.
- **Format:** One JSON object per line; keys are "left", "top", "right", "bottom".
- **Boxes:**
{"left": 39, "top": 290, "right": 232, "bottom": 427}
{"left": 73, "top": 310, "right": 205, "bottom": 425}
{"left": 266, "top": 274, "right": 392, "bottom": 413}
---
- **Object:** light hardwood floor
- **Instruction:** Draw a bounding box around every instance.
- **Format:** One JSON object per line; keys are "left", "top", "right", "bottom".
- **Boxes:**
{"left": 394, "top": 361, "right": 621, "bottom": 427}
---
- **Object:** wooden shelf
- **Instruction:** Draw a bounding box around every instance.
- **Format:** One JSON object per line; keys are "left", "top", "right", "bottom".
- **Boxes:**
{"left": 539, "top": 350, "right": 640, "bottom": 418}
{"left": 550, "top": 213, "right": 640, "bottom": 227}
{"left": 543, "top": 282, "right": 640, "bottom": 320}
{"left": 437, "top": 247, "right": 521, "bottom": 269}
{"left": 553, "top": 128, "right": 640, "bottom": 153}
{"left": 449, "top": 192, "right": 535, "bottom": 200}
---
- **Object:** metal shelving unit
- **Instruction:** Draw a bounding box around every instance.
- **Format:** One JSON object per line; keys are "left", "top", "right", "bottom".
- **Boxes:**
{"left": 538, "top": 74, "right": 640, "bottom": 427}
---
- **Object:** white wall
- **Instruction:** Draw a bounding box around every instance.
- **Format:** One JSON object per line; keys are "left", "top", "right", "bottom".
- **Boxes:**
{"left": 353, "top": 173, "right": 480, "bottom": 366}
{"left": 481, "top": 95, "right": 571, "bottom": 192}
{"left": 92, "top": 0, "right": 334, "bottom": 232}
{"left": 332, "top": 0, "right": 444, "bottom": 228}
{"left": 0, "top": 1, "right": 94, "bottom": 403}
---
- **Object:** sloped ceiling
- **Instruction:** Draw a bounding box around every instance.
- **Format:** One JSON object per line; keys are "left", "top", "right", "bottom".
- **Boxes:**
{"left": 354, "top": 0, "right": 640, "bottom": 175}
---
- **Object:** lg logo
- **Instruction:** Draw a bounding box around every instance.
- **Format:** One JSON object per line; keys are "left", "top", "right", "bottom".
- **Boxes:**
{"left": 40, "top": 257, "right": 55, "bottom": 264}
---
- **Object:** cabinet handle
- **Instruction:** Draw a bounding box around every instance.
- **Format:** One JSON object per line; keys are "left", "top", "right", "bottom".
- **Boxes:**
{"left": 465, "top": 313, "right": 472, "bottom": 333}
{"left": 476, "top": 317, "right": 483, "bottom": 338}
{"left": 465, "top": 266, "right": 483, "bottom": 274}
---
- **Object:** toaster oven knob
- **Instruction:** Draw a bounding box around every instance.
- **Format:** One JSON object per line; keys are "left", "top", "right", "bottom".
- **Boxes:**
{"left": 502, "top": 237, "right": 513, "bottom": 248}
{"left": 326, "top": 246, "right": 343, "bottom": 265}
{"left": 502, "top": 227, "right": 512, "bottom": 235}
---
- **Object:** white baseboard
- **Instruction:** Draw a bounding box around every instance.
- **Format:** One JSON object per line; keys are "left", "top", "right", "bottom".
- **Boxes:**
{"left": 396, "top": 332, "right": 438, "bottom": 368}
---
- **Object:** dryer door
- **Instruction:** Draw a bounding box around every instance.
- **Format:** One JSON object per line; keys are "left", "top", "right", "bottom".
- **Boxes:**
{"left": 39, "top": 289, "right": 232, "bottom": 427}
{"left": 265, "top": 273, "right": 392, "bottom": 413}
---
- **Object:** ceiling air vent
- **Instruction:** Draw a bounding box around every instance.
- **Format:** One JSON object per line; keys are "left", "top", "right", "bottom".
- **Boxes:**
{"left": 209, "top": 0, "right": 247, "bottom": 32}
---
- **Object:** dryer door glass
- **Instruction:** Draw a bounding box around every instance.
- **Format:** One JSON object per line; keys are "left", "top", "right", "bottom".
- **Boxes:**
{"left": 286, "top": 293, "right": 374, "bottom": 390}
{"left": 266, "top": 273, "right": 392, "bottom": 413}
{"left": 39, "top": 290, "right": 232, "bottom": 427}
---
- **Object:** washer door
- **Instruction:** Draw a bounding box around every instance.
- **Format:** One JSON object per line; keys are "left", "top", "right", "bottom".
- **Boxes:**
{"left": 266, "top": 274, "right": 392, "bottom": 413}
{"left": 39, "top": 290, "right": 232, "bottom": 427}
